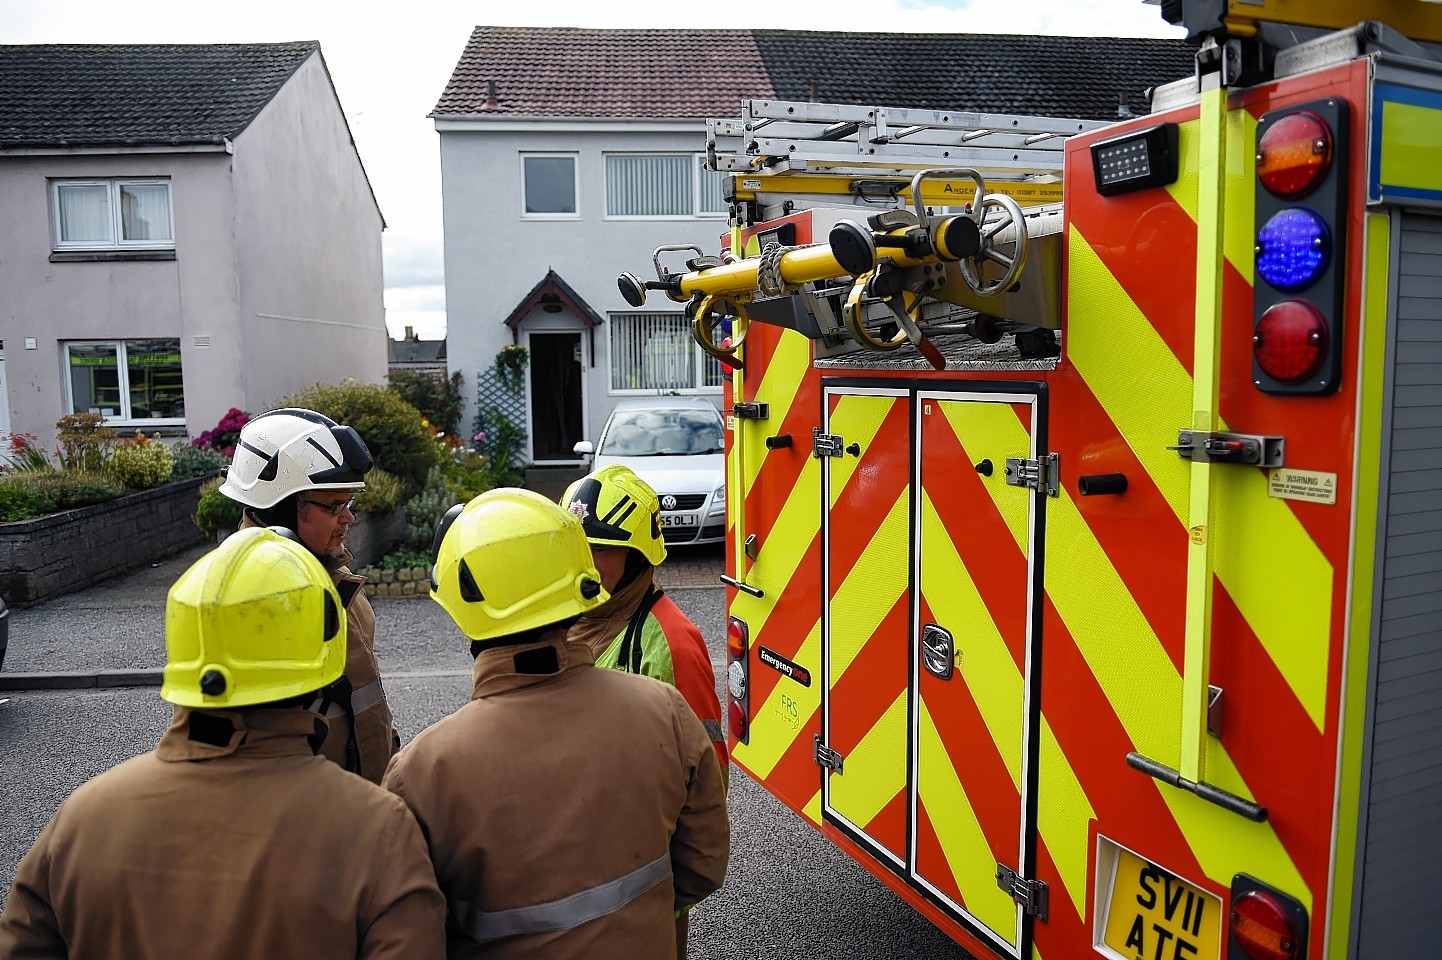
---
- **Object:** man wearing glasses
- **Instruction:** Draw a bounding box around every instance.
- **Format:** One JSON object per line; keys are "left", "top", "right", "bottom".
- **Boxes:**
{"left": 219, "top": 407, "right": 400, "bottom": 784}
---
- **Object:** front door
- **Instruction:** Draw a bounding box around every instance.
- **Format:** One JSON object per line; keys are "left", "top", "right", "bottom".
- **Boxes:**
{"left": 912, "top": 390, "right": 1040, "bottom": 958}
{"left": 528, "top": 332, "right": 583, "bottom": 462}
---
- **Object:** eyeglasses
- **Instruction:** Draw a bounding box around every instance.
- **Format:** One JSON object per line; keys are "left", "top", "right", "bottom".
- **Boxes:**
{"left": 299, "top": 496, "right": 356, "bottom": 517}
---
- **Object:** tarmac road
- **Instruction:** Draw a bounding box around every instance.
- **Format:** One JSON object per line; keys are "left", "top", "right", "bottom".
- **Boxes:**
{"left": 0, "top": 542, "right": 976, "bottom": 960}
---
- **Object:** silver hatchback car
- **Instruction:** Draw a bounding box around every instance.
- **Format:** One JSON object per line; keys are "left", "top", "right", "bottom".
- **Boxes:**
{"left": 573, "top": 397, "right": 726, "bottom": 546}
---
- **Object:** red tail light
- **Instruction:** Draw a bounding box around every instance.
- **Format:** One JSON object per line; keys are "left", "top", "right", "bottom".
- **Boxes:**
{"left": 1254, "top": 300, "right": 1327, "bottom": 383}
{"left": 727, "top": 616, "right": 748, "bottom": 660}
{"left": 1230, "top": 890, "right": 1299, "bottom": 960}
{"left": 726, "top": 616, "right": 750, "bottom": 745}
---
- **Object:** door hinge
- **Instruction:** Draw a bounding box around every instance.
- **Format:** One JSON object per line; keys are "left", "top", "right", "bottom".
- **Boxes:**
{"left": 814, "top": 735, "right": 845, "bottom": 773}
{"left": 995, "top": 864, "right": 1048, "bottom": 921}
{"left": 1004, "top": 452, "right": 1060, "bottom": 497}
{"left": 813, "top": 428, "right": 845, "bottom": 458}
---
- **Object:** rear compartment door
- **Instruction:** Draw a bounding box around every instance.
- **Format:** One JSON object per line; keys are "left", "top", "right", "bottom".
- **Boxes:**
{"left": 820, "top": 385, "right": 912, "bottom": 868}
{"left": 912, "top": 389, "right": 1042, "bottom": 957}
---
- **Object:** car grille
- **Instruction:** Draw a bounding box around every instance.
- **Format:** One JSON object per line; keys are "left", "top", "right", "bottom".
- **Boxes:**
{"left": 659, "top": 493, "right": 707, "bottom": 510}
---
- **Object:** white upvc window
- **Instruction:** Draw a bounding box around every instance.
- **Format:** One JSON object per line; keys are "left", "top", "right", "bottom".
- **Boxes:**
{"left": 521, "top": 153, "right": 579, "bottom": 218}
{"left": 52, "top": 179, "right": 174, "bottom": 250}
{"left": 608, "top": 312, "right": 723, "bottom": 394}
{"left": 605, "top": 154, "right": 727, "bottom": 219}
{"left": 63, "top": 338, "right": 185, "bottom": 425}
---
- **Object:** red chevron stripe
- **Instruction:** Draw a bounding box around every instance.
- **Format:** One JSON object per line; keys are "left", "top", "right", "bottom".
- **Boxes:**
{"left": 828, "top": 589, "right": 911, "bottom": 759}
{"left": 921, "top": 402, "right": 1031, "bottom": 674}
{"left": 1040, "top": 594, "right": 1206, "bottom": 881}
{"left": 1046, "top": 363, "right": 1188, "bottom": 674}
{"left": 916, "top": 669, "right": 1024, "bottom": 892}
{"left": 745, "top": 531, "right": 821, "bottom": 711}
{"left": 1209, "top": 587, "right": 1332, "bottom": 896}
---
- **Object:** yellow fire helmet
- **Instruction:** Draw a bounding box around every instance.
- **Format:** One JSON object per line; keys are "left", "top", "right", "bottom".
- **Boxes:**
{"left": 560, "top": 464, "right": 667, "bottom": 567}
{"left": 162, "top": 527, "right": 345, "bottom": 709}
{"left": 430, "top": 488, "right": 608, "bottom": 642}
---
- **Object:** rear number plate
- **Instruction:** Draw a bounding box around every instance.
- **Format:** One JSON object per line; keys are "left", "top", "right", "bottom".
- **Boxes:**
{"left": 660, "top": 512, "right": 698, "bottom": 528}
{"left": 1099, "top": 845, "right": 1221, "bottom": 960}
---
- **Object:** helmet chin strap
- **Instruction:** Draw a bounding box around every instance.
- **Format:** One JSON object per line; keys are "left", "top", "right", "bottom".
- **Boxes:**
{"left": 248, "top": 498, "right": 298, "bottom": 534}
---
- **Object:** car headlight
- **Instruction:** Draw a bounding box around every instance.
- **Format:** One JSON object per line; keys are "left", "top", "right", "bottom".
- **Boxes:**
{"left": 708, "top": 484, "right": 726, "bottom": 515}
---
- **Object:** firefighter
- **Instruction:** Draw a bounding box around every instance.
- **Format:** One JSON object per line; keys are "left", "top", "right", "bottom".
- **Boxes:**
{"left": 560, "top": 465, "right": 727, "bottom": 959}
{"left": 383, "top": 488, "right": 729, "bottom": 959}
{"left": 562, "top": 466, "right": 727, "bottom": 772}
{"left": 220, "top": 406, "right": 399, "bottom": 783}
{"left": 0, "top": 527, "right": 446, "bottom": 960}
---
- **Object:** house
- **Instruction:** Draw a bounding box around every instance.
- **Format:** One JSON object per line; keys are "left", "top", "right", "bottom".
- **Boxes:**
{"left": 388, "top": 325, "right": 448, "bottom": 378}
{"left": 0, "top": 42, "right": 386, "bottom": 451}
{"left": 431, "top": 27, "right": 1196, "bottom": 467}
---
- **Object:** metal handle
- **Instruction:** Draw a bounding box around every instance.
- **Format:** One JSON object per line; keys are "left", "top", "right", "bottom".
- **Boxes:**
{"left": 920, "top": 623, "right": 955, "bottom": 680}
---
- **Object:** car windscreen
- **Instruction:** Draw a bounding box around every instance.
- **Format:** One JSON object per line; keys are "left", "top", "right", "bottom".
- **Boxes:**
{"left": 599, "top": 409, "right": 725, "bottom": 456}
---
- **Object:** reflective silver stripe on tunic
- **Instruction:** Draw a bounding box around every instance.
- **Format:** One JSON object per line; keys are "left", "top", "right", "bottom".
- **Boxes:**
{"left": 450, "top": 853, "right": 671, "bottom": 941}
{"left": 702, "top": 719, "right": 726, "bottom": 743}
{"left": 349, "top": 679, "right": 386, "bottom": 714}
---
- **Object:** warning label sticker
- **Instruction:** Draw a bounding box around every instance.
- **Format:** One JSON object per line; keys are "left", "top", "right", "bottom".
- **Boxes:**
{"left": 1268, "top": 468, "right": 1338, "bottom": 505}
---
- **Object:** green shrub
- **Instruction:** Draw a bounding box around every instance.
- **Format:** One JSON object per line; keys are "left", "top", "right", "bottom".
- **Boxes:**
{"left": 168, "top": 441, "right": 229, "bottom": 482}
{"left": 0, "top": 483, "right": 45, "bottom": 522}
{"left": 277, "top": 380, "right": 442, "bottom": 495}
{"left": 380, "top": 548, "right": 432, "bottom": 570}
{"left": 353, "top": 467, "right": 405, "bottom": 514}
{"left": 437, "top": 447, "right": 494, "bottom": 503}
{"left": 388, "top": 370, "right": 464, "bottom": 437}
{"left": 0, "top": 470, "right": 123, "bottom": 518}
{"left": 55, "top": 413, "right": 117, "bottom": 473}
{"left": 400, "top": 466, "right": 460, "bottom": 552}
{"left": 194, "top": 477, "right": 245, "bottom": 541}
{"left": 108, "top": 432, "right": 176, "bottom": 489}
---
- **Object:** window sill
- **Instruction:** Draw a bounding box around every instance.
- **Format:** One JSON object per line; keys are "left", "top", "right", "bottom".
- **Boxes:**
{"left": 50, "top": 250, "right": 177, "bottom": 263}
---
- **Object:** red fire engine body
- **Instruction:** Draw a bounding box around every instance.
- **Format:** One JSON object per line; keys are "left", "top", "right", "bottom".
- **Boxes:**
{"left": 622, "top": 5, "right": 1442, "bottom": 957}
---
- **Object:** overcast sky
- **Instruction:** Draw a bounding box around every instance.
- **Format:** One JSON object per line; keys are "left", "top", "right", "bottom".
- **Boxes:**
{"left": 3, "top": 0, "right": 1183, "bottom": 341}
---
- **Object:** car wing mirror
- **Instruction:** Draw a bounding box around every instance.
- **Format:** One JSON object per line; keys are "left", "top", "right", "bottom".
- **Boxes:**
{"left": 573, "top": 440, "right": 594, "bottom": 456}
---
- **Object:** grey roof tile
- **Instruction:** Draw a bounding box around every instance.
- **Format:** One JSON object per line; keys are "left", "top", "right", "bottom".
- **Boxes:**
{"left": 0, "top": 42, "right": 318, "bottom": 148}
{"left": 434, "top": 27, "right": 1196, "bottom": 122}
{"left": 433, "top": 26, "right": 775, "bottom": 118}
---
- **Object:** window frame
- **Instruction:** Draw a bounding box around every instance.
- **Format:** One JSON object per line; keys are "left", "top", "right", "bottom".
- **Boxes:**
{"left": 607, "top": 311, "right": 724, "bottom": 396}
{"left": 519, "top": 152, "right": 581, "bottom": 220}
{"left": 62, "top": 338, "right": 186, "bottom": 427}
{"left": 603, "top": 152, "right": 728, "bottom": 221}
{"left": 51, "top": 178, "right": 175, "bottom": 251}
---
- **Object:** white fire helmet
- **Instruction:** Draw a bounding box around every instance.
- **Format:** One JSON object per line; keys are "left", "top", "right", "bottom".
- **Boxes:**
{"left": 218, "top": 408, "right": 373, "bottom": 509}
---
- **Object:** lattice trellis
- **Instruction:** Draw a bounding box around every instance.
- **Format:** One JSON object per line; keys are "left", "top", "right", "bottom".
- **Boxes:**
{"left": 473, "top": 364, "right": 528, "bottom": 480}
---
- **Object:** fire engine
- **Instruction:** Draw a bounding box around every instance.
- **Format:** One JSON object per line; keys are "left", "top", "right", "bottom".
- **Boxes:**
{"left": 620, "top": 2, "right": 1442, "bottom": 957}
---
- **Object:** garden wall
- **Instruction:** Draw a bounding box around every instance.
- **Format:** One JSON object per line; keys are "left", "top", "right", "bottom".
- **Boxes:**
{"left": 0, "top": 477, "right": 209, "bottom": 607}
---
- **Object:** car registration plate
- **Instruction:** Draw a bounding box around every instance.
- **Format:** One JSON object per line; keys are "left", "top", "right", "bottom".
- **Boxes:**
{"left": 659, "top": 512, "right": 698, "bottom": 528}
{"left": 1100, "top": 847, "right": 1221, "bottom": 960}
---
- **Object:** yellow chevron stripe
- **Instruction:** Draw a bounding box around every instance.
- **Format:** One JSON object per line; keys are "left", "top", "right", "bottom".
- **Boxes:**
{"left": 742, "top": 329, "right": 812, "bottom": 491}
{"left": 1165, "top": 110, "right": 1258, "bottom": 283}
{"left": 827, "top": 392, "right": 902, "bottom": 508}
{"left": 960, "top": 352, "right": 1310, "bottom": 907}
{"left": 920, "top": 490, "right": 1024, "bottom": 792}
{"left": 829, "top": 484, "right": 910, "bottom": 678}
{"left": 1068, "top": 226, "right": 1332, "bottom": 732}
{"left": 918, "top": 699, "right": 1019, "bottom": 946}
{"left": 931, "top": 400, "right": 1094, "bottom": 919}
{"left": 939, "top": 399, "right": 1031, "bottom": 550}
{"left": 733, "top": 417, "right": 906, "bottom": 779}
{"left": 828, "top": 690, "right": 909, "bottom": 834}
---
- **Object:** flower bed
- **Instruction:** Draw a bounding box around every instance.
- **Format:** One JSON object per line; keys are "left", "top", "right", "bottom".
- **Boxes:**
{"left": 0, "top": 477, "right": 209, "bottom": 607}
